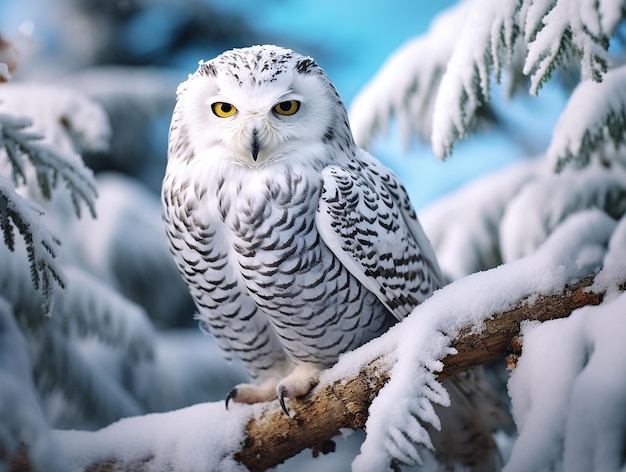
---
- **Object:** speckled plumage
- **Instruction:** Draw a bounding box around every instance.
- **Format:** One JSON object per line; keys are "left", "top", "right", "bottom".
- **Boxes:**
{"left": 162, "top": 46, "right": 443, "bottom": 391}
{"left": 161, "top": 46, "right": 510, "bottom": 470}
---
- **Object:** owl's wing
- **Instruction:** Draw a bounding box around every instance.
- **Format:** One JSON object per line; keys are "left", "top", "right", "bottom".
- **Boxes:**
{"left": 316, "top": 150, "right": 443, "bottom": 321}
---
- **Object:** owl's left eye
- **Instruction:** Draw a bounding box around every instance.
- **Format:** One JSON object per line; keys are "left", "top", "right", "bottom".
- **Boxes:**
{"left": 273, "top": 100, "right": 301, "bottom": 116}
{"left": 212, "top": 102, "right": 237, "bottom": 118}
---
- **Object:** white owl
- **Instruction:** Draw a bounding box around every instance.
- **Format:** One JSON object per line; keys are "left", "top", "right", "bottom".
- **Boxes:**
{"left": 162, "top": 45, "right": 507, "bottom": 468}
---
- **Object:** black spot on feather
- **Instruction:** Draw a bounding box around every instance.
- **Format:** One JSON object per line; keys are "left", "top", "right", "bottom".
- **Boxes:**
{"left": 199, "top": 63, "right": 217, "bottom": 76}
{"left": 296, "top": 58, "right": 316, "bottom": 74}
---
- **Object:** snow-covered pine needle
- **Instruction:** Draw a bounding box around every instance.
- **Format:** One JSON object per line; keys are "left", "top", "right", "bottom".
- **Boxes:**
{"left": 522, "top": 0, "right": 620, "bottom": 96}
{"left": 431, "top": 0, "right": 520, "bottom": 158}
{"left": 349, "top": 0, "right": 471, "bottom": 150}
{"left": 0, "top": 112, "right": 98, "bottom": 218}
{"left": 0, "top": 176, "right": 65, "bottom": 316}
{"left": 547, "top": 65, "right": 626, "bottom": 172}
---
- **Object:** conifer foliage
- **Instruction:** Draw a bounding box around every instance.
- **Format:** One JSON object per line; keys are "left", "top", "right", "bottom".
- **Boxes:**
{"left": 350, "top": 0, "right": 626, "bottom": 160}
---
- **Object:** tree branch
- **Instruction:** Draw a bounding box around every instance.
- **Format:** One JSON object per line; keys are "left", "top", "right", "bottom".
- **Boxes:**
{"left": 235, "top": 274, "right": 606, "bottom": 471}
{"left": 9, "top": 274, "right": 613, "bottom": 472}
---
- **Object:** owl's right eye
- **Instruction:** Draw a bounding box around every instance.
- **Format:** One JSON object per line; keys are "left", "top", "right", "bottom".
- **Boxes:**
{"left": 211, "top": 102, "right": 237, "bottom": 118}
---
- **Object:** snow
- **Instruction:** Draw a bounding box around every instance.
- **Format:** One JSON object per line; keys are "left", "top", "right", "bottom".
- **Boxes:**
{"left": 349, "top": 0, "right": 470, "bottom": 150}
{"left": 499, "top": 165, "right": 626, "bottom": 262}
{"left": 547, "top": 65, "right": 626, "bottom": 170}
{"left": 0, "top": 84, "right": 111, "bottom": 155}
{"left": 523, "top": 0, "right": 616, "bottom": 93}
{"left": 590, "top": 213, "right": 626, "bottom": 301}
{"left": 349, "top": 206, "right": 615, "bottom": 469}
{"left": 0, "top": 298, "right": 68, "bottom": 472}
{"left": 431, "top": 0, "right": 519, "bottom": 157}
{"left": 55, "top": 401, "right": 256, "bottom": 472}
{"left": 506, "top": 291, "right": 626, "bottom": 472}
{"left": 419, "top": 159, "right": 542, "bottom": 280}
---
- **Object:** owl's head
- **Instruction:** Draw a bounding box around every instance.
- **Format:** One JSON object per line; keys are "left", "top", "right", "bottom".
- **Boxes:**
{"left": 169, "top": 45, "right": 354, "bottom": 168}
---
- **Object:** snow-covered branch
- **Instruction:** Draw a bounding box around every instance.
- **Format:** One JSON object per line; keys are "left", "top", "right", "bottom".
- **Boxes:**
{"left": 10, "top": 232, "right": 623, "bottom": 471}
{"left": 0, "top": 87, "right": 103, "bottom": 315}
{"left": 350, "top": 0, "right": 626, "bottom": 158}
{"left": 0, "top": 112, "right": 97, "bottom": 218}
{"left": 547, "top": 65, "right": 626, "bottom": 171}
{"left": 0, "top": 176, "right": 65, "bottom": 316}
{"left": 349, "top": 1, "right": 470, "bottom": 150}
{"left": 523, "top": 0, "right": 615, "bottom": 94}
{"left": 431, "top": 0, "right": 519, "bottom": 158}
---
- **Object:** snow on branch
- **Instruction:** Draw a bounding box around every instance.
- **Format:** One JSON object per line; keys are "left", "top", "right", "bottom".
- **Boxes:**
{"left": 0, "top": 88, "right": 105, "bottom": 314}
{"left": 0, "top": 175, "right": 65, "bottom": 316}
{"left": 350, "top": 0, "right": 625, "bottom": 158}
{"left": 507, "top": 294, "right": 626, "bottom": 471}
{"left": 349, "top": 1, "right": 470, "bottom": 150}
{"left": 9, "top": 209, "right": 623, "bottom": 472}
{"left": 353, "top": 209, "right": 614, "bottom": 469}
{"left": 419, "top": 159, "right": 542, "bottom": 280}
{"left": 547, "top": 65, "right": 626, "bottom": 171}
{"left": 500, "top": 167, "right": 626, "bottom": 262}
{"left": 0, "top": 112, "right": 97, "bottom": 218}
{"left": 0, "top": 298, "right": 68, "bottom": 472}
{"left": 523, "top": 0, "right": 618, "bottom": 95}
{"left": 431, "top": 0, "right": 520, "bottom": 158}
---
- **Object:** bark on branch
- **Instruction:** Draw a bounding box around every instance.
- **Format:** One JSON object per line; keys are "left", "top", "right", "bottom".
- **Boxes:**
{"left": 9, "top": 274, "right": 611, "bottom": 472}
{"left": 235, "top": 274, "right": 605, "bottom": 471}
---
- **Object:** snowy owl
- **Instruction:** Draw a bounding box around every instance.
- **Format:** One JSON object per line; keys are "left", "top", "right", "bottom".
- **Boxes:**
{"left": 162, "top": 45, "right": 507, "bottom": 468}
{"left": 162, "top": 44, "right": 443, "bottom": 406}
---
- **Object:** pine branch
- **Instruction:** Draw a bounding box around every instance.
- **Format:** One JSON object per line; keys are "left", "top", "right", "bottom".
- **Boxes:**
{"left": 548, "top": 65, "right": 626, "bottom": 171}
{"left": 0, "top": 110, "right": 99, "bottom": 315}
{"left": 349, "top": 1, "right": 469, "bottom": 150}
{"left": 0, "top": 112, "right": 97, "bottom": 218}
{"left": 352, "top": 0, "right": 626, "bottom": 158}
{"left": 431, "top": 0, "right": 520, "bottom": 157}
{"left": 31, "top": 327, "right": 145, "bottom": 427}
{"left": 0, "top": 177, "right": 65, "bottom": 316}
{"left": 522, "top": 0, "right": 619, "bottom": 96}
{"left": 9, "top": 272, "right": 619, "bottom": 472}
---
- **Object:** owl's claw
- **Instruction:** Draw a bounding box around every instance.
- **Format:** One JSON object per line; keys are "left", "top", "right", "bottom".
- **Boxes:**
{"left": 225, "top": 387, "right": 237, "bottom": 410}
{"left": 278, "top": 385, "right": 290, "bottom": 416}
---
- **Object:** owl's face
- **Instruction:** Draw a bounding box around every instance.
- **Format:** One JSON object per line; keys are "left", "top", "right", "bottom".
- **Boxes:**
{"left": 173, "top": 45, "right": 352, "bottom": 169}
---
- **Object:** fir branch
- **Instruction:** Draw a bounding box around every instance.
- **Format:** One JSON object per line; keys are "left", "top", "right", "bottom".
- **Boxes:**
{"left": 431, "top": 0, "right": 521, "bottom": 158}
{"left": 0, "top": 176, "right": 65, "bottom": 317}
{"left": 52, "top": 267, "right": 155, "bottom": 363}
{"left": 0, "top": 112, "right": 97, "bottom": 218}
{"left": 548, "top": 65, "right": 626, "bottom": 171}
{"left": 523, "top": 0, "right": 620, "bottom": 95}
{"left": 31, "top": 327, "right": 145, "bottom": 427}
{"left": 349, "top": 1, "right": 470, "bottom": 150}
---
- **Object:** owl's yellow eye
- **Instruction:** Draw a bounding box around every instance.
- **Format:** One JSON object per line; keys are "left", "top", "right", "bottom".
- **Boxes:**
{"left": 273, "top": 100, "right": 300, "bottom": 116}
{"left": 211, "top": 102, "right": 237, "bottom": 118}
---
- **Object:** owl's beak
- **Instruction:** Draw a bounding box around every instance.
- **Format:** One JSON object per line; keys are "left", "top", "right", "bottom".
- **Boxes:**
{"left": 251, "top": 129, "right": 261, "bottom": 162}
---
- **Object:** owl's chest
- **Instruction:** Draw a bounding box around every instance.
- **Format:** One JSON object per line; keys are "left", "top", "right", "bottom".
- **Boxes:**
{"left": 200, "top": 168, "right": 328, "bottom": 291}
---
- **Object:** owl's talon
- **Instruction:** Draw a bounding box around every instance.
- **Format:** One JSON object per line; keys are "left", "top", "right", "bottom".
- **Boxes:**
{"left": 278, "top": 385, "right": 290, "bottom": 416}
{"left": 225, "top": 387, "right": 237, "bottom": 410}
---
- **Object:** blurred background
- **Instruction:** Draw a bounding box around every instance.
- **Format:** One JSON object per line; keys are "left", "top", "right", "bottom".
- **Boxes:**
{"left": 0, "top": 0, "right": 565, "bottom": 207}
{"left": 0, "top": 1, "right": 569, "bottom": 470}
